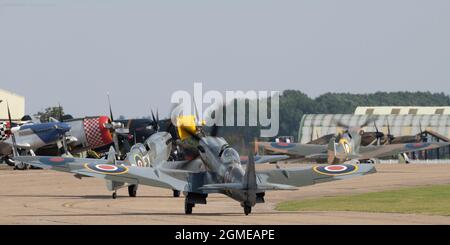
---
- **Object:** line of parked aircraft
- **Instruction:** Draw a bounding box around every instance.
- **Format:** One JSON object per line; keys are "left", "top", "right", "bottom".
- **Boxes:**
{"left": 1, "top": 99, "right": 448, "bottom": 215}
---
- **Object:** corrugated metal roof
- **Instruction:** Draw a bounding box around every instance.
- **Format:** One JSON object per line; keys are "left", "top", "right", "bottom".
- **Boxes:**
{"left": 298, "top": 114, "right": 450, "bottom": 143}
{"left": 355, "top": 106, "right": 450, "bottom": 115}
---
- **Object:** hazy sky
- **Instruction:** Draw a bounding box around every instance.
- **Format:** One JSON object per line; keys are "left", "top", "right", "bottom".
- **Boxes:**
{"left": 1, "top": 0, "right": 449, "bottom": 118}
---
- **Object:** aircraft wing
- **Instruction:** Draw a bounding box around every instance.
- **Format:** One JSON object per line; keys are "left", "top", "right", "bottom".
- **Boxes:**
{"left": 359, "top": 142, "right": 450, "bottom": 159}
{"left": 257, "top": 142, "right": 326, "bottom": 157}
{"left": 240, "top": 155, "right": 289, "bottom": 164}
{"left": 257, "top": 163, "right": 376, "bottom": 188}
{"left": 13, "top": 156, "right": 194, "bottom": 192}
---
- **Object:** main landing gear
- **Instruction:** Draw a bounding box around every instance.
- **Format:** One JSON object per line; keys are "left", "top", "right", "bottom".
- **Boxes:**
{"left": 173, "top": 189, "right": 180, "bottom": 198}
{"left": 185, "top": 200, "right": 195, "bottom": 215}
{"left": 128, "top": 185, "right": 138, "bottom": 197}
{"left": 184, "top": 193, "right": 208, "bottom": 214}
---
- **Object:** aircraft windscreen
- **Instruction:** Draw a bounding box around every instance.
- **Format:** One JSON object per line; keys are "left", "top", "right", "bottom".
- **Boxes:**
{"left": 220, "top": 148, "right": 240, "bottom": 164}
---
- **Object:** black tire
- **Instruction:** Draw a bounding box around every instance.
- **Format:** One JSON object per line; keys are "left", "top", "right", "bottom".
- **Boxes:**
{"left": 173, "top": 190, "right": 180, "bottom": 198}
{"left": 185, "top": 201, "right": 194, "bottom": 214}
{"left": 5, "top": 157, "right": 15, "bottom": 167}
{"left": 112, "top": 192, "right": 117, "bottom": 199}
{"left": 244, "top": 205, "right": 252, "bottom": 216}
{"left": 14, "top": 162, "right": 29, "bottom": 170}
{"left": 128, "top": 185, "right": 137, "bottom": 197}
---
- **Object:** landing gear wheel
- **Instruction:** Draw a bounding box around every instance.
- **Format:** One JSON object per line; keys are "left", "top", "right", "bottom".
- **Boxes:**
{"left": 5, "top": 157, "right": 15, "bottom": 167}
{"left": 14, "top": 162, "right": 29, "bottom": 170}
{"left": 185, "top": 200, "right": 194, "bottom": 214}
{"left": 173, "top": 190, "right": 180, "bottom": 198}
{"left": 128, "top": 185, "right": 138, "bottom": 197}
{"left": 112, "top": 192, "right": 117, "bottom": 199}
{"left": 244, "top": 205, "right": 252, "bottom": 216}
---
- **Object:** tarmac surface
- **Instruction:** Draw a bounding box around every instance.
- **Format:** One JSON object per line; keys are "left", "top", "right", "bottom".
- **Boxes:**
{"left": 2, "top": 163, "right": 450, "bottom": 224}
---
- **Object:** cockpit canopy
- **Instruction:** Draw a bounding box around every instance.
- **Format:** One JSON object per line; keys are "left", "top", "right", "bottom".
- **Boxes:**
{"left": 220, "top": 147, "right": 240, "bottom": 164}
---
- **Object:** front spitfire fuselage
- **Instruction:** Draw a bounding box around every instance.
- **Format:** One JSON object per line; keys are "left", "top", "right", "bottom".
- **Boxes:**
{"left": 198, "top": 137, "right": 260, "bottom": 205}
{"left": 331, "top": 127, "right": 362, "bottom": 163}
{"left": 125, "top": 131, "right": 173, "bottom": 167}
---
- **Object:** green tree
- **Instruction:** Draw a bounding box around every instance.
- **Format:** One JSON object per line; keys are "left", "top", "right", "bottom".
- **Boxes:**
{"left": 34, "top": 106, "right": 64, "bottom": 123}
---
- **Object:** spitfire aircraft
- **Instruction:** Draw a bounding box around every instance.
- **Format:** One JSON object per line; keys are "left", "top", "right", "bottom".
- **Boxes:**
{"left": 258, "top": 118, "right": 450, "bottom": 164}
{"left": 14, "top": 121, "right": 376, "bottom": 215}
{"left": 309, "top": 120, "right": 428, "bottom": 147}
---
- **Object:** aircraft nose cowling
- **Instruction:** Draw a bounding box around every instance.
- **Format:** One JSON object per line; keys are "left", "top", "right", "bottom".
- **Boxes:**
{"left": 82, "top": 116, "right": 113, "bottom": 149}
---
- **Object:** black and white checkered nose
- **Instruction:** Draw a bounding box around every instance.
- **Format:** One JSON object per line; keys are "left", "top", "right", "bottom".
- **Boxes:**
{"left": 0, "top": 122, "right": 9, "bottom": 141}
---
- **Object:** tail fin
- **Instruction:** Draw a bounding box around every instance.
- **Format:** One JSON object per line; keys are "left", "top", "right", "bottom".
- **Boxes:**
{"left": 244, "top": 147, "right": 257, "bottom": 190}
{"left": 243, "top": 143, "right": 258, "bottom": 205}
{"left": 106, "top": 146, "right": 117, "bottom": 165}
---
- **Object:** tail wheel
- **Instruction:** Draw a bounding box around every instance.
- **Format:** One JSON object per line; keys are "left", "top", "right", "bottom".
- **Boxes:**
{"left": 173, "top": 190, "right": 180, "bottom": 198}
{"left": 184, "top": 200, "right": 194, "bottom": 214}
{"left": 244, "top": 205, "right": 252, "bottom": 216}
{"left": 128, "top": 185, "right": 138, "bottom": 197}
{"left": 112, "top": 192, "right": 117, "bottom": 199}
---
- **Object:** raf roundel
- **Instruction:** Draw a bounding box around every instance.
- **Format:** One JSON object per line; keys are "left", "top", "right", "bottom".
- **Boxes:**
{"left": 49, "top": 157, "right": 66, "bottom": 163}
{"left": 84, "top": 163, "right": 128, "bottom": 175}
{"left": 313, "top": 164, "right": 358, "bottom": 176}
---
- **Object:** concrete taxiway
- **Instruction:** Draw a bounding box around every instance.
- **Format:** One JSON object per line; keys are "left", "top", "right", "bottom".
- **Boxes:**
{"left": 1, "top": 163, "right": 450, "bottom": 224}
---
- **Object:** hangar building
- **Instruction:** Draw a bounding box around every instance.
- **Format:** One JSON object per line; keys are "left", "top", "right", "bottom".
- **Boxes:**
{"left": 298, "top": 106, "right": 450, "bottom": 160}
{"left": 0, "top": 88, "right": 25, "bottom": 121}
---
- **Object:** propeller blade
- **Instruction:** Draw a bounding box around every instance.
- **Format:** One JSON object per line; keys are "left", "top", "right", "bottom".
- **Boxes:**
{"left": 384, "top": 119, "right": 395, "bottom": 144}
{"left": 210, "top": 124, "right": 219, "bottom": 137}
{"left": 336, "top": 120, "right": 348, "bottom": 128}
{"left": 6, "top": 102, "right": 19, "bottom": 157}
{"left": 107, "top": 93, "right": 114, "bottom": 122}
{"left": 151, "top": 109, "right": 159, "bottom": 131}
{"left": 360, "top": 116, "right": 377, "bottom": 128}
{"left": 151, "top": 109, "right": 156, "bottom": 123}
{"left": 156, "top": 109, "right": 159, "bottom": 123}
{"left": 373, "top": 121, "right": 379, "bottom": 133}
